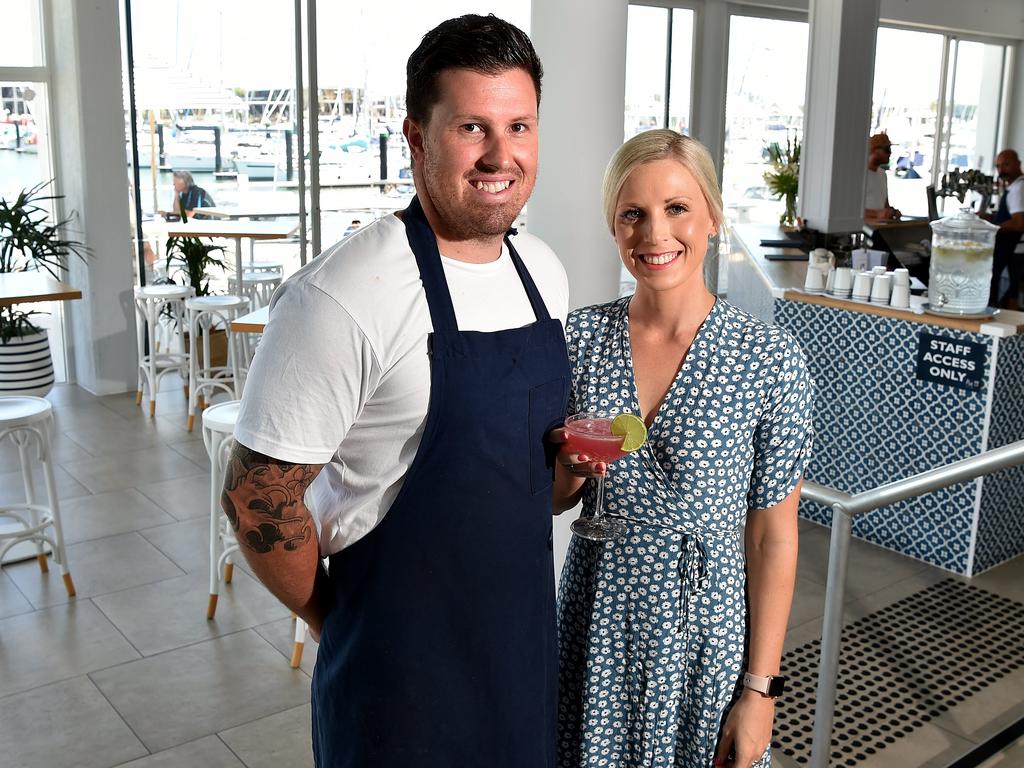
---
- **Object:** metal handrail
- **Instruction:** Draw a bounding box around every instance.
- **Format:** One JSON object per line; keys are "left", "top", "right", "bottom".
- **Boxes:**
{"left": 801, "top": 438, "right": 1024, "bottom": 768}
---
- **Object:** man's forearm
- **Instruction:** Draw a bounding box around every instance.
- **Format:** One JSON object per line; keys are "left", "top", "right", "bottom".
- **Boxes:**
{"left": 221, "top": 443, "right": 331, "bottom": 630}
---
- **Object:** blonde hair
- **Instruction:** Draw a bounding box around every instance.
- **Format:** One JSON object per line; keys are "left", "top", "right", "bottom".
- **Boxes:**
{"left": 602, "top": 129, "right": 723, "bottom": 233}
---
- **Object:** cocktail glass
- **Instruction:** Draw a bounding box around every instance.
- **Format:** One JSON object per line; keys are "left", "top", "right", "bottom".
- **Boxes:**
{"left": 565, "top": 411, "right": 637, "bottom": 542}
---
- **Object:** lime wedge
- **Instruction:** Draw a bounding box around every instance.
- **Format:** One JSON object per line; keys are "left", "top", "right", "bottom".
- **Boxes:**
{"left": 611, "top": 413, "right": 647, "bottom": 453}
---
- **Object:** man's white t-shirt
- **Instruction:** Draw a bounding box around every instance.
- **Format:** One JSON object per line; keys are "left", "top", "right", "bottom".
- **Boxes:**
{"left": 864, "top": 167, "right": 888, "bottom": 211}
{"left": 234, "top": 212, "right": 569, "bottom": 556}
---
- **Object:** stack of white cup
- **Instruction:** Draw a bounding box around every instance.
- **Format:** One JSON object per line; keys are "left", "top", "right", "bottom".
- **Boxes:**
{"left": 890, "top": 268, "right": 910, "bottom": 308}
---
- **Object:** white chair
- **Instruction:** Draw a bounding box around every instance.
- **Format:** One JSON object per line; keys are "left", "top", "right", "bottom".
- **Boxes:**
{"left": 134, "top": 284, "right": 195, "bottom": 416}
{"left": 202, "top": 400, "right": 308, "bottom": 668}
{"left": 185, "top": 294, "right": 250, "bottom": 432}
{"left": 0, "top": 397, "right": 75, "bottom": 597}
{"left": 227, "top": 271, "right": 282, "bottom": 310}
{"left": 247, "top": 260, "right": 284, "bottom": 275}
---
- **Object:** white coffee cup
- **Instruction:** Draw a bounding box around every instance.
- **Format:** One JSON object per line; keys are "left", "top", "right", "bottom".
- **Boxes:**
{"left": 804, "top": 265, "right": 825, "bottom": 294}
{"left": 832, "top": 267, "right": 854, "bottom": 298}
{"left": 825, "top": 267, "right": 836, "bottom": 293}
{"left": 852, "top": 271, "right": 873, "bottom": 301}
{"left": 890, "top": 284, "right": 911, "bottom": 309}
{"left": 872, "top": 265, "right": 888, "bottom": 276}
{"left": 892, "top": 268, "right": 910, "bottom": 288}
{"left": 870, "top": 273, "right": 892, "bottom": 304}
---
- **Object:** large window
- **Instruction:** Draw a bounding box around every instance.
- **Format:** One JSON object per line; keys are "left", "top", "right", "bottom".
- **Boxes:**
{"left": 2, "top": 3, "right": 66, "bottom": 381}
{"left": 871, "top": 28, "right": 1012, "bottom": 217}
{"left": 722, "top": 14, "right": 809, "bottom": 225}
{"left": 624, "top": 5, "right": 694, "bottom": 139}
{"left": 124, "top": 1, "right": 530, "bottom": 283}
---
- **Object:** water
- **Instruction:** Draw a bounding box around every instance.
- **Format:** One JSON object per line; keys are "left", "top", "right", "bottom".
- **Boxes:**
{"left": 928, "top": 243, "right": 993, "bottom": 313}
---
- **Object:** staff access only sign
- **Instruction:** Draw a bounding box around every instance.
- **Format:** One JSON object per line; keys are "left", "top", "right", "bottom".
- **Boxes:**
{"left": 915, "top": 332, "right": 986, "bottom": 391}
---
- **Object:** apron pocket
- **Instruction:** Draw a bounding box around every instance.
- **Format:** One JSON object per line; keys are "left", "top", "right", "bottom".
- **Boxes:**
{"left": 528, "top": 376, "right": 567, "bottom": 494}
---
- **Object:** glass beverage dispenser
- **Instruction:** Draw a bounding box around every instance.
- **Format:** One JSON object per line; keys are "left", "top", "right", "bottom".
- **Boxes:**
{"left": 928, "top": 207, "right": 998, "bottom": 315}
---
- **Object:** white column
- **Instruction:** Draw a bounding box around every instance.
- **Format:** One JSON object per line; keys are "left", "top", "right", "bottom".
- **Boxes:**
{"left": 1006, "top": 42, "right": 1024, "bottom": 153}
{"left": 48, "top": 0, "right": 137, "bottom": 394}
{"left": 799, "top": 0, "right": 880, "bottom": 234}
{"left": 530, "top": 0, "right": 628, "bottom": 311}
{"left": 692, "top": 0, "right": 729, "bottom": 181}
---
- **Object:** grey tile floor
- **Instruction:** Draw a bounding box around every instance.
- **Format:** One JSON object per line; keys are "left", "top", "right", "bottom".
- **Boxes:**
{"left": 1, "top": 384, "right": 1022, "bottom": 768}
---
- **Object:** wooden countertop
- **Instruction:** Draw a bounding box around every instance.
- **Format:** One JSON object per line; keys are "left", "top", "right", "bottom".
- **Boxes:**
{"left": 0, "top": 273, "right": 82, "bottom": 306}
{"left": 729, "top": 224, "right": 1024, "bottom": 337}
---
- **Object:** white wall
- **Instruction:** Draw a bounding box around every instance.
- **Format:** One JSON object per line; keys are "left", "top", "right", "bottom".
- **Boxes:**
{"left": 48, "top": 0, "right": 137, "bottom": 395}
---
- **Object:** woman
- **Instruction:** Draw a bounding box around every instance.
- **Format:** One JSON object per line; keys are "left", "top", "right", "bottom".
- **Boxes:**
{"left": 553, "top": 129, "right": 813, "bottom": 768}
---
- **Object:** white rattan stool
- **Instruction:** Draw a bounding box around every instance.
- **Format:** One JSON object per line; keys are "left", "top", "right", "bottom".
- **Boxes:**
{"left": 247, "top": 260, "right": 284, "bottom": 275}
{"left": 202, "top": 400, "right": 308, "bottom": 667}
{"left": 227, "top": 272, "right": 282, "bottom": 310}
{"left": 185, "top": 294, "right": 250, "bottom": 432}
{"left": 0, "top": 397, "right": 75, "bottom": 596}
{"left": 134, "top": 284, "right": 195, "bottom": 416}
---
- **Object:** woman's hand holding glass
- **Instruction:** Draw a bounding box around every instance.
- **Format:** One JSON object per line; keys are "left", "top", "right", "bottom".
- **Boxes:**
{"left": 550, "top": 427, "right": 608, "bottom": 479}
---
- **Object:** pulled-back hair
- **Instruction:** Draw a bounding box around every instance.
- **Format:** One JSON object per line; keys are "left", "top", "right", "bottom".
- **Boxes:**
{"left": 602, "top": 130, "right": 723, "bottom": 232}
{"left": 405, "top": 14, "right": 543, "bottom": 124}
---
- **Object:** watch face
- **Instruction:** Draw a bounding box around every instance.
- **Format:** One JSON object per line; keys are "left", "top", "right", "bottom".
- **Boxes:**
{"left": 767, "top": 676, "right": 786, "bottom": 697}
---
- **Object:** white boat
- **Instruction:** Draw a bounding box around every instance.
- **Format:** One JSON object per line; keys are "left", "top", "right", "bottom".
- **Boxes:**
{"left": 164, "top": 142, "right": 218, "bottom": 172}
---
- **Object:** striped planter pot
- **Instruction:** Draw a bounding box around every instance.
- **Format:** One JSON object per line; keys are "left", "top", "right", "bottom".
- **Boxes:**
{"left": 0, "top": 331, "right": 55, "bottom": 397}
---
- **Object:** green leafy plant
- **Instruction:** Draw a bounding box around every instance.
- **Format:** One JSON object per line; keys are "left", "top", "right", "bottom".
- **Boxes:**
{"left": 0, "top": 181, "right": 89, "bottom": 342}
{"left": 763, "top": 136, "right": 801, "bottom": 228}
{"left": 165, "top": 204, "right": 226, "bottom": 297}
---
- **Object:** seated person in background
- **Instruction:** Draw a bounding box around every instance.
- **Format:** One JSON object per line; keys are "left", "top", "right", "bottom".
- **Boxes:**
{"left": 160, "top": 170, "right": 215, "bottom": 219}
{"left": 864, "top": 132, "right": 901, "bottom": 221}
{"left": 985, "top": 149, "right": 1024, "bottom": 309}
{"left": 343, "top": 219, "right": 363, "bottom": 238}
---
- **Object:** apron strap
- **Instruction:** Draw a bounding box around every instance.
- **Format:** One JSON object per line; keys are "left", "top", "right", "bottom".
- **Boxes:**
{"left": 402, "top": 195, "right": 553, "bottom": 331}
{"left": 506, "top": 233, "right": 552, "bottom": 323}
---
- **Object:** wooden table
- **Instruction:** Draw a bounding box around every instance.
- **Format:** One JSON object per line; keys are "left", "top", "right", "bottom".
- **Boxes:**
{"left": 144, "top": 219, "right": 297, "bottom": 284}
{"left": 0, "top": 273, "right": 82, "bottom": 306}
{"left": 230, "top": 305, "right": 268, "bottom": 333}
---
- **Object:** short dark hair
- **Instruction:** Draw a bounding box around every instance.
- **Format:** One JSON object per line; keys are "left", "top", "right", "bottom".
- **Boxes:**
{"left": 405, "top": 14, "right": 543, "bottom": 124}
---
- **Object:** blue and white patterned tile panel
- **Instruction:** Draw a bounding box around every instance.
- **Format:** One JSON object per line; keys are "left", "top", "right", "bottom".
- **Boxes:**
{"left": 973, "top": 334, "right": 1024, "bottom": 574}
{"left": 775, "top": 300, "right": 991, "bottom": 574}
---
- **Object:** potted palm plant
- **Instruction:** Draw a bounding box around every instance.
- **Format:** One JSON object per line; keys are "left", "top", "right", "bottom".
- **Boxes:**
{"left": 164, "top": 205, "right": 228, "bottom": 366}
{"left": 763, "top": 136, "right": 801, "bottom": 229}
{"left": 0, "top": 181, "right": 88, "bottom": 396}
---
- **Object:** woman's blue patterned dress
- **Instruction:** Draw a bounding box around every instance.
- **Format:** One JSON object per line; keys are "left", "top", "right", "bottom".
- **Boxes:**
{"left": 557, "top": 296, "right": 813, "bottom": 768}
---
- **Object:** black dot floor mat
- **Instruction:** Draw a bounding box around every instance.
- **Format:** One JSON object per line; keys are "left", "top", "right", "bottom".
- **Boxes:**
{"left": 772, "top": 579, "right": 1024, "bottom": 766}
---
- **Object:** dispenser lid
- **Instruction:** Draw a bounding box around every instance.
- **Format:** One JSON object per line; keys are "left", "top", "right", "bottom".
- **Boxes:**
{"left": 930, "top": 206, "right": 999, "bottom": 235}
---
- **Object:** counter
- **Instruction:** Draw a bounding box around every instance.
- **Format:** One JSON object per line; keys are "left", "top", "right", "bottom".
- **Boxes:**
{"left": 727, "top": 224, "right": 1024, "bottom": 576}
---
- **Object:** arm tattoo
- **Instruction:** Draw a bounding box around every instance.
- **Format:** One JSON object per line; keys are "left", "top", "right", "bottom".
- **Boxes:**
{"left": 221, "top": 442, "right": 318, "bottom": 555}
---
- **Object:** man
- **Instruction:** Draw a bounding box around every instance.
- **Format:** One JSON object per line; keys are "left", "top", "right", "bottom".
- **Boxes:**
{"left": 223, "top": 15, "right": 568, "bottom": 768}
{"left": 986, "top": 149, "right": 1024, "bottom": 308}
{"left": 864, "top": 132, "right": 901, "bottom": 220}
{"left": 163, "top": 170, "right": 215, "bottom": 219}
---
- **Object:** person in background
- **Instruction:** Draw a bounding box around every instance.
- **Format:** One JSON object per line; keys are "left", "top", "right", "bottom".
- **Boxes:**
{"left": 985, "top": 149, "right": 1024, "bottom": 309}
{"left": 343, "top": 218, "right": 362, "bottom": 238}
{"left": 864, "top": 132, "right": 901, "bottom": 221}
{"left": 222, "top": 14, "right": 569, "bottom": 768}
{"left": 163, "top": 170, "right": 214, "bottom": 219}
{"left": 553, "top": 129, "right": 812, "bottom": 768}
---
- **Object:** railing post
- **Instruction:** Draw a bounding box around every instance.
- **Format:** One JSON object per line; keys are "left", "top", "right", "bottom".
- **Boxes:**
{"left": 810, "top": 504, "right": 854, "bottom": 768}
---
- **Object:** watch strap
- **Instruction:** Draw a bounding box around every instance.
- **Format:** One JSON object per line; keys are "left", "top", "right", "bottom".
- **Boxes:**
{"left": 742, "top": 671, "right": 786, "bottom": 697}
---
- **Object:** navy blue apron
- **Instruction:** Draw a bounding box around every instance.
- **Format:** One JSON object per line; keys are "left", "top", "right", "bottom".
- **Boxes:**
{"left": 312, "top": 196, "right": 568, "bottom": 767}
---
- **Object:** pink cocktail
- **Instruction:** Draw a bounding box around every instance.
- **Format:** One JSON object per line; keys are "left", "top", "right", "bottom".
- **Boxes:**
{"left": 563, "top": 418, "right": 628, "bottom": 463}
{"left": 565, "top": 411, "right": 640, "bottom": 541}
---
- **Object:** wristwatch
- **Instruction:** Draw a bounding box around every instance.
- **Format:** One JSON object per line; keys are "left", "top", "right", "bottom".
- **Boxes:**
{"left": 742, "top": 671, "right": 786, "bottom": 698}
